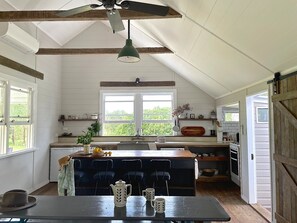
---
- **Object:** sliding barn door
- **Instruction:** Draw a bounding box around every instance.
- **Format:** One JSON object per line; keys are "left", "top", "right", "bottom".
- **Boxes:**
{"left": 272, "top": 74, "right": 297, "bottom": 223}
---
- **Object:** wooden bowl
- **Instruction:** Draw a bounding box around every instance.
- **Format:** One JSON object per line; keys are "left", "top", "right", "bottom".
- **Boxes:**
{"left": 202, "top": 169, "right": 215, "bottom": 177}
{"left": 92, "top": 151, "right": 104, "bottom": 157}
{"left": 181, "top": 126, "right": 205, "bottom": 136}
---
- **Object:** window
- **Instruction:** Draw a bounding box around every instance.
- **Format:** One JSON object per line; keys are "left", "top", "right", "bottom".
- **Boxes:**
{"left": 101, "top": 90, "right": 175, "bottom": 136}
{"left": 0, "top": 76, "right": 35, "bottom": 155}
{"left": 256, "top": 107, "right": 268, "bottom": 123}
{"left": 224, "top": 112, "right": 239, "bottom": 122}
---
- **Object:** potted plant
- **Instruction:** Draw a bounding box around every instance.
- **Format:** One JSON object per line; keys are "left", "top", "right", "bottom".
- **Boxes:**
{"left": 77, "top": 121, "right": 101, "bottom": 154}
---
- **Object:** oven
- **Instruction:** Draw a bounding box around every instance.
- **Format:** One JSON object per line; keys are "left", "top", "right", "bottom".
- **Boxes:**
{"left": 230, "top": 143, "right": 240, "bottom": 186}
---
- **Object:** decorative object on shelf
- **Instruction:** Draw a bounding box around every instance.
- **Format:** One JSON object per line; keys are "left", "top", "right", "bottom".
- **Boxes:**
{"left": 198, "top": 114, "right": 204, "bottom": 119}
{"left": 91, "top": 113, "right": 98, "bottom": 119}
{"left": 210, "top": 110, "right": 216, "bottom": 119}
{"left": 190, "top": 114, "right": 195, "bottom": 119}
{"left": 181, "top": 126, "right": 205, "bottom": 136}
{"left": 210, "top": 130, "right": 216, "bottom": 136}
{"left": 172, "top": 103, "right": 191, "bottom": 117}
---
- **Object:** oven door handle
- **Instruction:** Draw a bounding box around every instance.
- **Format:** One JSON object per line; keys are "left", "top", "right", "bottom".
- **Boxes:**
{"left": 230, "top": 150, "right": 238, "bottom": 154}
{"left": 231, "top": 157, "right": 238, "bottom": 161}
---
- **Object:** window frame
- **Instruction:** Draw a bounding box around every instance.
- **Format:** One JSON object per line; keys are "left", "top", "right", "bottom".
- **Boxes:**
{"left": 100, "top": 89, "right": 176, "bottom": 136}
{"left": 0, "top": 73, "right": 36, "bottom": 157}
{"left": 256, "top": 107, "right": 269, "bottom": 123}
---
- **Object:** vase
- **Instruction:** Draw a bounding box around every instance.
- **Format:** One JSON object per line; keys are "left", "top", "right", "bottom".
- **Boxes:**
{"left": 83, "top": 144, "right": 90, "bottom": 154}
{"left": 178, "top": 114, "right": 186, "bottom": 119}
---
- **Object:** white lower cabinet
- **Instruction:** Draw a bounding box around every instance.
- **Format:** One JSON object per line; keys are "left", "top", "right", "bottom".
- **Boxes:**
{"left": 49, "top": 147, "right": 75, "bottom": 182}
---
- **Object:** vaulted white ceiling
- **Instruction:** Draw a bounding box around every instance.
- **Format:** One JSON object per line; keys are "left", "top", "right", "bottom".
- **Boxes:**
{"left": 3, "top": 0, "right": 297, "bottom": 98}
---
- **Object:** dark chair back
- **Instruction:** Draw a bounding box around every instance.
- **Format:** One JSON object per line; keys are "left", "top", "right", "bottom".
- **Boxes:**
{"left": 92, "top": 159, "right": 113, "bottom": 170}
{"left": 150, "top": 159, "right": 171, "bottom": 171}
{"left": 121, "top": 159, "right": 142, "bottom": 171}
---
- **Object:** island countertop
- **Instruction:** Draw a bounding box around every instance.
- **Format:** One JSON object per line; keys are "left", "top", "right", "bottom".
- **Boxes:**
{"left": 70, "top": 149, "right": 196, "bottom": 159}
{"left": 50, "top": 141, "right": 230, "bottom": 148}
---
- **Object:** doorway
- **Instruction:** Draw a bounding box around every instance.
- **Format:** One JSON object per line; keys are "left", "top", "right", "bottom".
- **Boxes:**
{"left": 246, "top": 91, "right": 271, "bottom": 212}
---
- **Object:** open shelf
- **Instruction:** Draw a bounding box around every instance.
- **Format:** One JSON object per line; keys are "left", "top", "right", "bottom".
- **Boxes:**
{"left": 197, "top": 156, "right": 228, "bottom": 161}
{"left": 197, "top": 175, "right": 229, "bottom": 182}
{"left": 178, "top": 118, "right": 217, "bottom": 121}
{"left": 58, "top": 118, "right": 97, "bottom": 122}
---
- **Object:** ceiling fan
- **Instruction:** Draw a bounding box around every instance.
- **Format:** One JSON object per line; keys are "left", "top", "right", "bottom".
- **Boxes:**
{"left": 57, "top": 0, "right": 169, "bottom": 32}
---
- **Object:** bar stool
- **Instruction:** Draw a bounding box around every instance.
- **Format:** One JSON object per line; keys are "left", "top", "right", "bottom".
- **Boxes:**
{"left": 73, "top": 159, "right": 85, "bottom": 187}
{"left": 92, "top": 159, "right": 115, "bottom": 195}
{"left": 121, "top": 159, "right": 144, "bottom": 195}
{"left": 150, "top": 159, "right": 171, "bottom": 196}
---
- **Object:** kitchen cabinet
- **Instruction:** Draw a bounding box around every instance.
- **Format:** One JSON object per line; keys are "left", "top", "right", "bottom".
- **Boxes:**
{"left": 188, "top": 145, "right": 230, "bottom": 182}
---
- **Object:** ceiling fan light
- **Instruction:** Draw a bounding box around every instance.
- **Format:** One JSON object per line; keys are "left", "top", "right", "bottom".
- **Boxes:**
{"left": 117, "top": 39, "right": 140, "bottom": 63}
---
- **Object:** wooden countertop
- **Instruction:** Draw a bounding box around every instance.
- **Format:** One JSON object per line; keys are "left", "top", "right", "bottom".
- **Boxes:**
{"left": 70, "top": 150, "right": 196, "bottom": 159}
{"left": 50, "top": 141, "right": 230, "bottom": 148}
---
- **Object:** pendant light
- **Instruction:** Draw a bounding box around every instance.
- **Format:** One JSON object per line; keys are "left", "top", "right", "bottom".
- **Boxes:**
{"left": 117, "top": 20, "right": 140, "bottom": 63}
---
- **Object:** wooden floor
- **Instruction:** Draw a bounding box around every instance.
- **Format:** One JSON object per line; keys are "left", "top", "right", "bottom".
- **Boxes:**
{"left": 31, "top": 182, "right": 271, "bottom": 223}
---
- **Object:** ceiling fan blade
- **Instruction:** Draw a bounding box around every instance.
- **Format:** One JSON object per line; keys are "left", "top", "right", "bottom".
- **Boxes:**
{"left": 57, "top": 4, "right": 101, "bottom": 17}
{"left": 120, "top": 1, "right": 169, "bottom": 16}
{"left": 106, "top": 9, "right": 125, "bottom": 32}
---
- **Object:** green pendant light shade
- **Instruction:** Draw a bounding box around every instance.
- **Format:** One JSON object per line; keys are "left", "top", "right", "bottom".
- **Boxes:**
{"left": 118, "top": 20, "right": 140, "bottom": 63}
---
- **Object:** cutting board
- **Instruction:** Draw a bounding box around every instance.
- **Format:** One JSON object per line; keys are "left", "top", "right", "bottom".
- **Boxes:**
{"left": 181, "top": 126, "right": 205, "bottom": 136}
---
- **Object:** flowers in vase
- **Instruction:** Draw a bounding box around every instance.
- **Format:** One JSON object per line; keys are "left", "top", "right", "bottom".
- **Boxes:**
{"left": 172, "top": 103, "right": 191, "bottom": 117}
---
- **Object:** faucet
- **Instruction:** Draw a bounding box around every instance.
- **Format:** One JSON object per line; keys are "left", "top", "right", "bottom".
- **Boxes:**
{"left": 132, "top": 128, "right": 144, "bottom": 141}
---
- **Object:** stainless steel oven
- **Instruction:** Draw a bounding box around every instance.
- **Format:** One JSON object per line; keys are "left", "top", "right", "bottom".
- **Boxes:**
{"left": 230, "top": 143, "right": 240, "bottom": 186}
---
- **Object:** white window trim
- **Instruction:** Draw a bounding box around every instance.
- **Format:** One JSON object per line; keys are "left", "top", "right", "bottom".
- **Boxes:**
{"left": 0, "top": 72, "right": 37, "bottom": 156}
{"left": 100, "top": 89, "right": 177, "bottom": 135}
{"left": 256, "top": 106, "right": 269, "bottom": 123}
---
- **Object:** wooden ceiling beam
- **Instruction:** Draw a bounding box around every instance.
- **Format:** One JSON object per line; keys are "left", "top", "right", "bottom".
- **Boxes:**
{"left": 100, "top": 81, "right": 175, "bottom": 87}
{"left": 0, "top": 55, "right": 44, "bottom": 80}
{"left": 0, "top": 8, "right": 181, "bottom": 22}
{"left": 36, "top": 47, "right": 173, "bottom": 55}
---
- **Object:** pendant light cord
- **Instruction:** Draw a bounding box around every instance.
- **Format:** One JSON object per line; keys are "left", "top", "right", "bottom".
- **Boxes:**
{"left": 128, "top": 20, "right": 130, "bottom": 39}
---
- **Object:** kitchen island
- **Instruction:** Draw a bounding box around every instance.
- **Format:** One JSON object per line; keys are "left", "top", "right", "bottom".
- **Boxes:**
{"left": 70, "top": 150, "right": 196, "bottom": 196}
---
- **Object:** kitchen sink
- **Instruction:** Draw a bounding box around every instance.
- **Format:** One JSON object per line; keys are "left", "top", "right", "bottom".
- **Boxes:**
{"left": 117, "top": 141, "right": 156, "bottom": 150}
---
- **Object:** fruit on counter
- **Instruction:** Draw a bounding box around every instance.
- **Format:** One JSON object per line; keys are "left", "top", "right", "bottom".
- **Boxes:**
{"left": 93, "top": 147, "right": 103, "bottom": 153}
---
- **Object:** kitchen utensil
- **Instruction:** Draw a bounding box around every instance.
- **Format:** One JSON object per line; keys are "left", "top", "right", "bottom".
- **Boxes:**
{"left": 172, "top": 118, "right": 180, "bottom": 132}
{"left": 110, "top": 180, "right": 132, "bottom": 207}
{"left": 151, "top": 197, "right": 165, "bottom": 213}
{"left": 142, "top": 188, "right": 155, "bottom": 201}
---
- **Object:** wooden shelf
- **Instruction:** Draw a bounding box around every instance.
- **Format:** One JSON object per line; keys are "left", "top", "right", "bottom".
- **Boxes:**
{"left": 178, "top": 118, "right": 217, "bottom": 121}
{"left": 197, "top": 175, "right": 229, "bottom": 182}
{"left": 58, "top": 118, "right": 97, "bottom": 122}
{"left": 197, "top": 156, "right": 228, "bottom": 161}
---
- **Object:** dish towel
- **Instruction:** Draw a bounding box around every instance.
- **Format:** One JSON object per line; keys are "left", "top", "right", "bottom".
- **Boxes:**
{"left": 58, "top": 159, "right": 75, "bottom": 196}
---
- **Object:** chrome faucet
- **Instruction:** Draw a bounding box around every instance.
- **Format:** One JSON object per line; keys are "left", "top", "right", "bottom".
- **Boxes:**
{"left": 132, "top": 128, "right": 144, "bottom": 141}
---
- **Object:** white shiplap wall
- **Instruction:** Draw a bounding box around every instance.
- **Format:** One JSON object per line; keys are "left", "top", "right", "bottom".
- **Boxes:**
{"left": 60, "top": 22, "right": 216, "bottom": 136}
{"left": 0, "top": 14, "right": 62, "bottom": 193}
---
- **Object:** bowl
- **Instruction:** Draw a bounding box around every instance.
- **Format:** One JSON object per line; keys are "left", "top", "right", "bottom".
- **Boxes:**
{"left": 202, "top": 169, "right": 215, "bottom": 177}
{"left": 92, "top": 151, "right": 104, "bottom": 157}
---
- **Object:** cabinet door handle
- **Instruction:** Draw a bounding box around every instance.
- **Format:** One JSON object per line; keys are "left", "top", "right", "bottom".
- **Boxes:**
{"left": 251, "top": 154, "right": 254, "bottom": 160}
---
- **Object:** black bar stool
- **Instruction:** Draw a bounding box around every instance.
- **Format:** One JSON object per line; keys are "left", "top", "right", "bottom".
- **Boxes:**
{"left": 92, "top": 159, "right": 115, "bottom": 195}
{"left": 150, "top": 159, "right": 171, "bottom": 196}
{"left": 73, "top": 159, "right": 85, "bottom": 187}
{"left": 121, "top": 159, "right": 144, "bottom": 195}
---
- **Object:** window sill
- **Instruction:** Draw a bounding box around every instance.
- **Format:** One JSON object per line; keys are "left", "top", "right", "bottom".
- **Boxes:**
{"left": 0, "top": 147, "right": 37, "bottom": 160}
